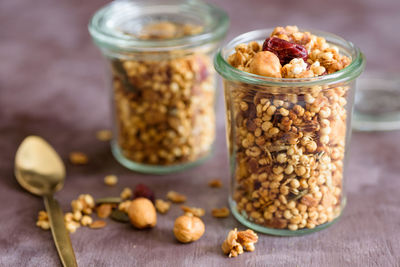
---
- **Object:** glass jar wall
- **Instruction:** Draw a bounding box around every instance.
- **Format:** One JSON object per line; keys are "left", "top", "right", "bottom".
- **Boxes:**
{"left": 215, "top": 29, "right": 365, "bottom": 235}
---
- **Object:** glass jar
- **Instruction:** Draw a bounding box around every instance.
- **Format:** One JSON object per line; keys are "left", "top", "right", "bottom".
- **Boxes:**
{"left": 214, "top": 29, "right": 365, "bottom": 235}
{"left": 89, "top": 0, "right": 229, "bottom": 174}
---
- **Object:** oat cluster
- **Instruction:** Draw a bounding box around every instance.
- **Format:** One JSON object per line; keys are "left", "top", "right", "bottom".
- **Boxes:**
{"left": 225, "top": 26, "right": 350, "bottom": 231}
{"left": 155, "top": 199, "right": 171, "bottom": 214}
{"left": 36, "top": 211, "right": 50, "bottom": 230}
{"left": 113, "top": 23, "right": 215, "bottom": 166}
{"left": 36, "top": 194, "right": 106, "bottom": 233}
{"left": 228, "top": 25, "right": 351, "bottom": 78}
{"left": 211, "top": 207, "right": 230, "bottom": 218}
{"left": 69, "top": 152, "right": 89, "bottom": 165}
{"left": 104, "top": 174, "right": 118, "bottom": 186}
{"left": 221, "top": 228, "right": 258, "bottom": 257}
{"left": 166, "top": 190, "right": 187, "bottom": 203}
{"left": 181, "top": 205, "right": 205, "bottom": 217}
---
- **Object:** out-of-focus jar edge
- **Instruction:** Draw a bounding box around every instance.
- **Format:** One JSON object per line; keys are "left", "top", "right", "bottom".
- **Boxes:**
{"left": 88, "top": 0, "right": 229, "bottom": 53}
{"left": 214, "top": 28, "right": 366, "bottom": 88}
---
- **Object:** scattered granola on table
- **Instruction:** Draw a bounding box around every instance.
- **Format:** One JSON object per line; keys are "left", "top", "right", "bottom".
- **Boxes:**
{"left": 226, "top": 26, "right": 352, "bottom": 231}
{"left": 181, "top": 205, "right": 205, "bottom": 217}
{"left": 89, "top": 220, "right": 107, "bottom": 229}
{"left": 166, "top": 191, "right": 187, "bottom": 203}
{"left": 96, "top": 129, "right": 112, "bottom": 141}
{"left": 96, "top": 204, "right": 113, "bottom": 218}
{"left": 208, "top": 179, "right": 223, "bottom": 188}
{"left": 104, "top": 175, "right": 118, "bottom": 186}
{"left": 120, "top": 187, "right": 133, "bottom": 200}
{"left": 211, "top": 207, "right": 230, "bottom": 218}
{"left": 222, "top": 228, "right": 258, "bottom": 257}
{"left": 69, "top": 152, "right": 89, "bottom": 165}
{"left": 118, "top": 200, "right": 132, "bottom": 213}
{"left": 155, "top": 199, "right": 171, "bottom": 214}
{"left": 36, "top": 211, "right": 50, "bottom": 230}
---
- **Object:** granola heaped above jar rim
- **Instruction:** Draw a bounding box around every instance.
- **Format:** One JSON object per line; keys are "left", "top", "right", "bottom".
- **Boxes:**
{"left": 214, "top": 26, "right": 365, "bottom": 87}
{"left": 89, "top": 0, "right": 229, "bottom": 52}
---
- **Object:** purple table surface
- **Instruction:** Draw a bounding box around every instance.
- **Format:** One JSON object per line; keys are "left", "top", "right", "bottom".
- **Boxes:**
{"left": 1, "top": 0, "right": 399, "bottom": 266}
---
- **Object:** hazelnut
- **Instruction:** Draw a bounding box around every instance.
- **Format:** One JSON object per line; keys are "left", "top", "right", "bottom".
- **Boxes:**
{"left": 249, "top": 51, "right": 282, "bottom": 78}
{"left": 128, "top": 198, "right": 157, "bottom": 229}
{"left": 173, "top": 213, "right": 205, "bottom": 243}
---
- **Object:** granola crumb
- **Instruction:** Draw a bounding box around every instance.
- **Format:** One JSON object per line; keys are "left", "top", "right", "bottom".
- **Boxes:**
{"left": 120, "top": 187, "right": 133, "bottom": 200}
{"left": 69, "top": 152, "right": 89, "bottom": 165}
{"left": 81, "top": 215, "right": 93, "bottom": 226}
{"left": 118, "top": 200, "right": 132, "bottom": 213}
{"left": 89, "top": 220, "right": 107, "bottom": 229}
{"left": 211, "top": 207, "right": 230, "bottom": 218}
{"left": 96, "top": 204, "right": 112, "bottom": 218}
{"left": 181, "top": 205, "right": 205, "bottom": 217}
{"left": 222, "top": 228, "right": 258, "bottom": 257}
{"left": 96, "top": 129, "right": 112, "bottom": 141}
{"left": 166, "top": 191, "right": 187, "bottom": 203}
{"left": 208, "top": 179, "right": 223, "bottom": 188}
{"left": 221, "top": 229, "right": 243, "bottom": 258}
{"left": 104, "top": 175, "right": 118, "bottom": 186}
{"left": 71, "top": 194, "right": 95, "bottom": 215}
{"left": 155, "top": 199, "right": 171, "bottom": 214}
{"left": 237, "top": 229, "right": 258, "bottom": 252}
{"left": 66, "top": 221, "right": 80, "bottom": 233}
{"left": 36, "top": 210, "right": 50, "bottom": 230}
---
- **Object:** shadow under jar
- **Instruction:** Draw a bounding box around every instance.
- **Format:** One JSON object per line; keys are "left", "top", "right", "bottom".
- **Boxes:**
{"left": 215, "top": 29, "right": 365, "bottom": 235}
{"left": 89, "top": 0, "right": 229, "bottom": 174}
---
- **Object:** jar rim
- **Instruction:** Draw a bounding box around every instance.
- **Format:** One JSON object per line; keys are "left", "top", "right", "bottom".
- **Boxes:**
{"left": 88, "top": 0, "right": 229, "bottom": 53}
{"left": 214, "top": 28, "right": 366, "bottom": 87}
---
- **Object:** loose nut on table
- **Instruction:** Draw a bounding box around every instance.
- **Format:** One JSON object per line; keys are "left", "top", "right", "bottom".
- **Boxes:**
{"left": 128, "top": 198, "right": 157, "bottom": 229}
{"left": 173, "top": 213, "right": 205, "bottom": 243}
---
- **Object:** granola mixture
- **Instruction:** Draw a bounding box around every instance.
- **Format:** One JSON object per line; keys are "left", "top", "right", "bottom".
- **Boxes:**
{"left": 112, "top": 22, "right": 215, "bottom": 166}
{"left": 221, "top": 228, "right": 258, "bottom": 257}
{"left": 226, "top": 26, "right": 351, "bottom": 231}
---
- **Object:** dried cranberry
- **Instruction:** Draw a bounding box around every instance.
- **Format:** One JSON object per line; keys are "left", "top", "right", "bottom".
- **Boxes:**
{"left": 262, "top": 37, "right": 308, "bottom": 65}
{"left": 133, "top": 184, "right": 155, "bottom": 202}
{"left": 196, "top": 57, "right": 209, "bottom": 82}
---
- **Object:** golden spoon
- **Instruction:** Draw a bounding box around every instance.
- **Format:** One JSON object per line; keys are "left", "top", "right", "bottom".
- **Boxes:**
{"left": 15, "top": 136, "right": 77, "bottom": 267}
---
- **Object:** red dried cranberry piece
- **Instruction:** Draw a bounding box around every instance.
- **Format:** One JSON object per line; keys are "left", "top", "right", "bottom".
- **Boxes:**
{"left": 133, "top": 184, "right": 155, "bottom": 202}
{"left": 196, "top": 57, "right": 209, "bottom": 82}
{"left": 262, "top": 37, "right": 308, "bottom": 65}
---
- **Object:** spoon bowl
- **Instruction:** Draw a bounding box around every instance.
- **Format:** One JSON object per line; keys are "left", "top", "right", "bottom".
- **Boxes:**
{"left": 15, "top": 136, "right": 65, "bottom": 196}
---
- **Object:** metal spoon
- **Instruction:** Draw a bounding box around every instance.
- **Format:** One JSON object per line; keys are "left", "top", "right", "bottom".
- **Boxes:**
{"left": 15, "top": 136, "right": 77, "bottom": 267}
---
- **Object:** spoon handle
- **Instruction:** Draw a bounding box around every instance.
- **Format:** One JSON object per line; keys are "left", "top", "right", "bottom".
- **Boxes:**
{"left": 44, "top": 195, "right": 78, "bottom": 267}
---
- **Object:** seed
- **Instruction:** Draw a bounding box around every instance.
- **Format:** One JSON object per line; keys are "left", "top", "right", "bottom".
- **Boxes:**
{"left": 96, "top": 130, "right": 112, "bottom": 141}
{"left": 104, "top": 175, "right": 118, "bottom": 186}
{"left": 110, "top": 210, "right": 130, "bottom": 223}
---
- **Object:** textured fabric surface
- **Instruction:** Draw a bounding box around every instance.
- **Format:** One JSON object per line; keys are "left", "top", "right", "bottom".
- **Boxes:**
{"left": 0, "top": 0, "right": 399, "bottom": 266}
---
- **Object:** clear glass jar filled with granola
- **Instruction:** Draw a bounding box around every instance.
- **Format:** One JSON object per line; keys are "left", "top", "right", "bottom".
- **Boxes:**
{"left": 89, "top": 0, "right": 229, "bottom": 173}
{"left": 215, "top": 26, "right": 365, "bottom": 235}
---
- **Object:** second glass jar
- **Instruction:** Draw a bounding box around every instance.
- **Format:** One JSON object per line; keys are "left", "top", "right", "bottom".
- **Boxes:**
{"left": 89, "top": 0, "right": 229, "bottom": 173}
